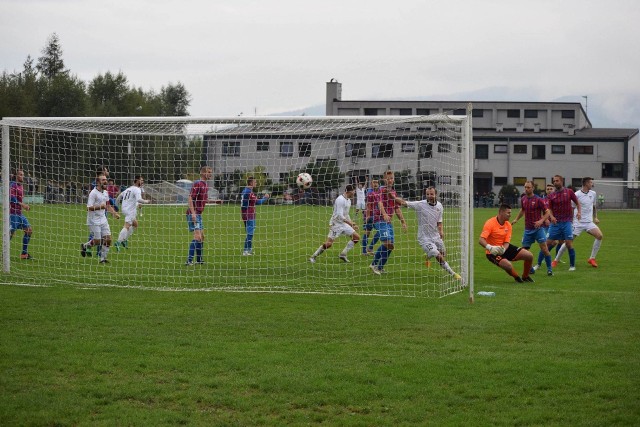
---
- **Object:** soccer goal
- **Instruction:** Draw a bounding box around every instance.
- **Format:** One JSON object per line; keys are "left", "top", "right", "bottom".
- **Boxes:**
{"left": 1, "top": 115, "right": 473, "bottom": 298}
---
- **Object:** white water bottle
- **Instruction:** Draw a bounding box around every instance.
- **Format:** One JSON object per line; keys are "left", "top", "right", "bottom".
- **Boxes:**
{"left": 477, "top": 291, "right": 495, "bottom": 297}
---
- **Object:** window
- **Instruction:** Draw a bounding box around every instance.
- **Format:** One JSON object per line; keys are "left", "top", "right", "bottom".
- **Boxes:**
{"left": 532, "top": 145, "right": 545, "bottom": 159}
{"left": 257, "top": 140, "right": 269, "bottom": 152}
{"left": 280, "top": 141, "right": 293, "bottom": 157}
{"left": 364, "top": 108, "right": 379, "bottom": 116}
{"left": 401, "top": 143, "right": 415, "bottom": 153}
{"left": 372, "top": 143, "right": 393, "bottom": 158}
{"left": 494, "top": 144, "right": 507, "bottom": 153}
{"left": 345, "top": 142, "right": 366, "bottom": 158}
{"left": 472, "top": 109, "right": 484, "bottom": 118}
{"left": 453, "top": 108, "right": 466, "bottom": 115}
{"left": 438, "top": 176, "right": 452, "bottom": 185}
{"left": 438, "top": 143, "right": 452, "bottom": 153}
{"left": 571, "top": 178, "right": 582, "bottom": 189}
{"left": 571, "top": 145, "right": 593, "bottom": 155}
{"left": 513, "top": 177, "right": 527, "bottom": 186}
{"left": 419, "top": 143, "right": 433, "bottom": 159}
{"left": 507, "top": 109, "right": 520, "bottom": 118}
{"left": 602, "top": 163, "right": 624, "bottom": 178}
{"left": 298, "top": 142, "right": 311, "bottom": 157}
{"left": 399, "top": 108, "right": 412, "bottom": 116}
{"left": 561, "top": 110, "right": 575, "bottom": 119}
{"left": 551, "top": 145, "right": 565, "bottom": 154}
{"left": 513, "top": 145, "right": 527, "bottom": 154}
{"left": 494, "top": 176, "right": 507, "bottom": 186}
{"left": 475, "top": 144, "right": 489, "bottom": 159}
{"left": 524, "top": 109, "right": 538, "bottom": 118}
{"left": 416, "top": 108, "right": 430, "bottom": 115}
{"left": 222, "top": 141, "right": 240, "bottom": 157}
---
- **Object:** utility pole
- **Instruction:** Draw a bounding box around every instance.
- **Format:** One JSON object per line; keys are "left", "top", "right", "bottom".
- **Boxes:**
{"left": 582, "top": 95, "right": 588, "bottom": 114}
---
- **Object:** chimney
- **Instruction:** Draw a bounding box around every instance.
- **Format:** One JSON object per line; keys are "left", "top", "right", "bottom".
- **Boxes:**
{"left": 326, "top": 79, "right": 342, "bottom": 116}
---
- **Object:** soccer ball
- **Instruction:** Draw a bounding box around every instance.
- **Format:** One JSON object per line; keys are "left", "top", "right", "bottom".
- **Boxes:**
{"left": 296, "top": 172, "right": 313, "bottom": 189}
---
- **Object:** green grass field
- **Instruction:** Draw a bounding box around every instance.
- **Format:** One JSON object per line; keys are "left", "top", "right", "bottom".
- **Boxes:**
{"left": 1, "top": 208, "right": 639, "bottom": 425}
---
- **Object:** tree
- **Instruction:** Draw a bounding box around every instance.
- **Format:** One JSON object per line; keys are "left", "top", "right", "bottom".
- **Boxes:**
{"left": 87, "top": 71, "right": 133, "bottom": 116}
{"left": 36, "top": 33, "right": 67, "bottom": 79}
{"left": 37, "top": 73, "right": 86, "bottom": 117}
{"left": 160, "top": 82, "right": 191, "bottom": 116}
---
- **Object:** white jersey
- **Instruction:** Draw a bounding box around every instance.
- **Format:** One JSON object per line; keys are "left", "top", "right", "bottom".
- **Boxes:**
{"left": 355, "top": 186, "right": 366, "bottom": 209}
{"left": 119, "top": 185, "right": 147, "bottom": 215}
{"left": 575, "top": 189, "right": 596, "bottom": 223}
{"left": 86, "top": 188, "right": 109, "bottom": 226}
{"left": 330, "top": 194, "right": 352, "bottom": 226}
{"left": 406, "top": 200, "right": 443, "bottom": 244}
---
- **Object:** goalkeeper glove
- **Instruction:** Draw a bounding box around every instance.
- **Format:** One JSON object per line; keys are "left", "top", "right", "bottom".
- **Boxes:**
{"left": 486, "top": 244, "right": 504, "bottom": 256}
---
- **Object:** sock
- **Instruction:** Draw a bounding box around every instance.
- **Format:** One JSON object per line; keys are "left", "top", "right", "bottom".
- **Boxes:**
{"left": 590, "top": 239, "right": 602, "bottom": 259}
{"left": 127, "top": 226, "right": 136, "bottom": 239}
{"left": 537, "top": 250, "right": 544, "bottom": 266}
{"left": 372, "top": 245, "right": 384, "bottom": 267}
{"left": 312, "top": 245, "right": 325, "bottom": 258}
{"left": 100, "top": 246, "right": 110, "bottom": 261}
{"left": 379, "top": 246, "right": 392, "bottom": 269}
{"left": 362, "top": 235, "right": 368, "bottom": 253}
{"left": 342, "top": 240, "right": 355, "bottom": 255}
{"left": 188, "top": 240, "right": 196, "bottom": 262}
{"left": 118, "top": 228, "right": 128, "bottom": 243}
{"left": 555, "top": 243, "right": 567, "bottom": 261}
{"left": 440, "top": 261, "right": 455, "bottom": 275}
{"left": 556, "top": 244, "right": 561, "bottom": 256}
{"left": 244, "top": 234, "right": 253, "bottom": 252}
{"left": 568, "top": 247, "right": 576, "bottom": 267}
{"left": 195, "top": 241, "right": 203, "bottom": 262}
{"left": 369, "top": 232, "right": 380, "bottom": 250}
{"left": 544, "top": 254, "right": 552, "bottom": 270}
{"left": 22, "top": 234, "right": 31, "bottom": 254}
{"left": 523, "top": 258, "right": 532, "bottom": 278}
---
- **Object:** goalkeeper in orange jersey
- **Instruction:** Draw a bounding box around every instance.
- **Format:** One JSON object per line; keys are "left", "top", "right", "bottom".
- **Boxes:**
{"left": 479, "top": 204, "right": 534, "bottom": 283}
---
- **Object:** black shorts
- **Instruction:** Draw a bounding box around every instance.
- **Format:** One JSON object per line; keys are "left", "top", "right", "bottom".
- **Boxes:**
{"left": 486, "top": 243, "right": 523, "bottom": 266}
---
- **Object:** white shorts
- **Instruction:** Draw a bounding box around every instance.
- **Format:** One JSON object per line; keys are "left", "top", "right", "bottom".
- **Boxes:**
{"left": 419, "top": 238, "right": 445, "bottom": 258}
{"left": 328, "top": 222, "right": 355, "bottom": 240}
{"left": 123, "top": 210, "right": 138, "bottom": 225}
{"left": 88, "top": 222, "right": 111, "bottom": 240}
{"left": 356, "top": 201, "right": 365, "bottom": 210}
{"left": 573, "top": 221, "right": 598, "bottom": 237}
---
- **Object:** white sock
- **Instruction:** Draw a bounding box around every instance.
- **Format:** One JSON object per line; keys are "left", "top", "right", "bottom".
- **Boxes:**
{"left": 555, "top": 243, "right": 567, "bottom": 261}
{"left": 127, "top": 226, "right": 136, "bottom": 239}
{"left": 118, "top": 228, "right": 128, "bottom": 243}
{"left": 590, "top": 238, "right": 602, "bottom": 259}
{"left": 342, "top": 240, "right": 355, "bottom": 254}
{"left": 101, "top": 246, "right": 110, "bottom": 261}
{"left": 312, "top": 246, "right": 325, "bottom": 258}
{"left": 440, "top": 261, "right": 455, "bottom": 275}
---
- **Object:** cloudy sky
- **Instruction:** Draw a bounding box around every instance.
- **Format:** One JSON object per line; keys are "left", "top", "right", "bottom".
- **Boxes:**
{"left": 2, "top": 0, "right": 639, "bottom": 127}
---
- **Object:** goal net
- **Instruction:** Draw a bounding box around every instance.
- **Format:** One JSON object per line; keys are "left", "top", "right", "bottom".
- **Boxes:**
{"left": 2, "top": 115, "right": 472, "bottom": 298}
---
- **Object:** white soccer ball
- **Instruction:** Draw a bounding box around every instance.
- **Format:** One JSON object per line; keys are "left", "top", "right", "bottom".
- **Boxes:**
{"left": 296, "top": 172, "right": 313, "bottom": 189}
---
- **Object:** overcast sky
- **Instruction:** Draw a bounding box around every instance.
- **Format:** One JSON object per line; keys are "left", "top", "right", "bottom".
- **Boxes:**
{"left": 2, "top": 0, "right": 639, "bottom": 127}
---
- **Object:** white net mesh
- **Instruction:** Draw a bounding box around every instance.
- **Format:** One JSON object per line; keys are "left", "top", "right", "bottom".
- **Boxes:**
{"left": 2, "top": 115, "right": 471, "bottom": 297}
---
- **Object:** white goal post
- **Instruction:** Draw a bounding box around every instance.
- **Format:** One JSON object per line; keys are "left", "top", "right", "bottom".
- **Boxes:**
{"left": 2, "top": 114, "right": 474, "bottom": 298}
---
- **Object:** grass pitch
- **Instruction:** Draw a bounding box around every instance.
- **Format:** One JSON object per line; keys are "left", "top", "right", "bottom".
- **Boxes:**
{"left": 1, "top": 208, "right": 639, "bottom": 425}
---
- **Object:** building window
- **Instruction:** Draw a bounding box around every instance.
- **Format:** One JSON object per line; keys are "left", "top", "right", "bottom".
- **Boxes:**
{"left": 524, "top": 110, "right": 538, "bottom": 118}
{"left": 280, "top": 141, "right": 293, "bottom": 157}
{"left": 419, "top": 143, "right": 433, "bottom": 159}
{"left": 345, "top": 142, "right": 366, "bottom": 158}
{"left": 399, "top": 108, "right": 412, "bottom": 115}
{"left": 453, "top": 108, "right": 466, "bottom": 115}
{"left": 222, "top": 141, "right": 240, "bottom": 157}
{"left": 571, "top": 145, "right": 593, "bottom": 155}
{"left": 416, "top": 108, "right": 430, "bottom": 115}
{"left": 298, "top": 142, "right": 311, "bottom": 157}
{"left": 513, "top": 177, "right": 527, "bottom": 186}
{"left": 438, "top": 143, "right": 452, "bottom": 153}
{"left": 561, "top": 110, "right": 575, "bottom": 119}
{"left": 372, "top": 143, "right": 393, "bottom": 158}
{"left": 602, "top": 163, "right": 624, "bottom": 178}
{"left": 475, "top": 144, "right": 489, "bottom": 159}
{"left": 507, "top": 109, "right": 520, "bottom": 118}
{"left": 532, "top": 145, "right": 546, "bottom": 160}
{"left": 494, "top": 144, "right": 507, "bottom": 153}
{"left": 257, "top": 140, "right": 269, "bottom": 151}
{"left": 401, "top": 143, "right": 415, "bottom": 153}
{"left": 533, "top": 178, "right": 546, "bottom": 192}
{"left": 364, "top": 108, "right": 379, "bottom": 116}
{"left": 551, "top": 145, "right": 565, "bottom": 154}
{"left": 494, "top": 176, "right": 507, "bottom": 186}
{"left": 513, "top": 145, "right": 527, "bottom": 154}
{"left": 438, "top": 175, "right": 452, "bottom": 185}
{"left": 472, "top": 109, "right": 484, "bottom": 118}
{"left": 571, "top": 178, "right": 582, "bottom": 189}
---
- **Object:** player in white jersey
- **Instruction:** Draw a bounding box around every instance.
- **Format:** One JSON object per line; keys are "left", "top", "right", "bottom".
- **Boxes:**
{"left": 554, "top": 177, "right": 603, "bottom": 268}
{"left": 395, "top": 187, "right": 461, "bottom": 279}
{"left": 309, "top": 184, "right": 360, "bottom": 263}
{"left": 115, "top": 175, "right": 150, "bottom": 251}
{"left": 80, "top": 174, "right": 120, "bottom": 263}
{"left": 355, "top": 180, "right": 367, "bottom": 218}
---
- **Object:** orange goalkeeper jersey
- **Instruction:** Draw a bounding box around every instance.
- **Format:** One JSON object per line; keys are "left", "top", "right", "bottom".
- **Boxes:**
{"left": 480, "top": 216, "right": 512, "bottom": 253}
